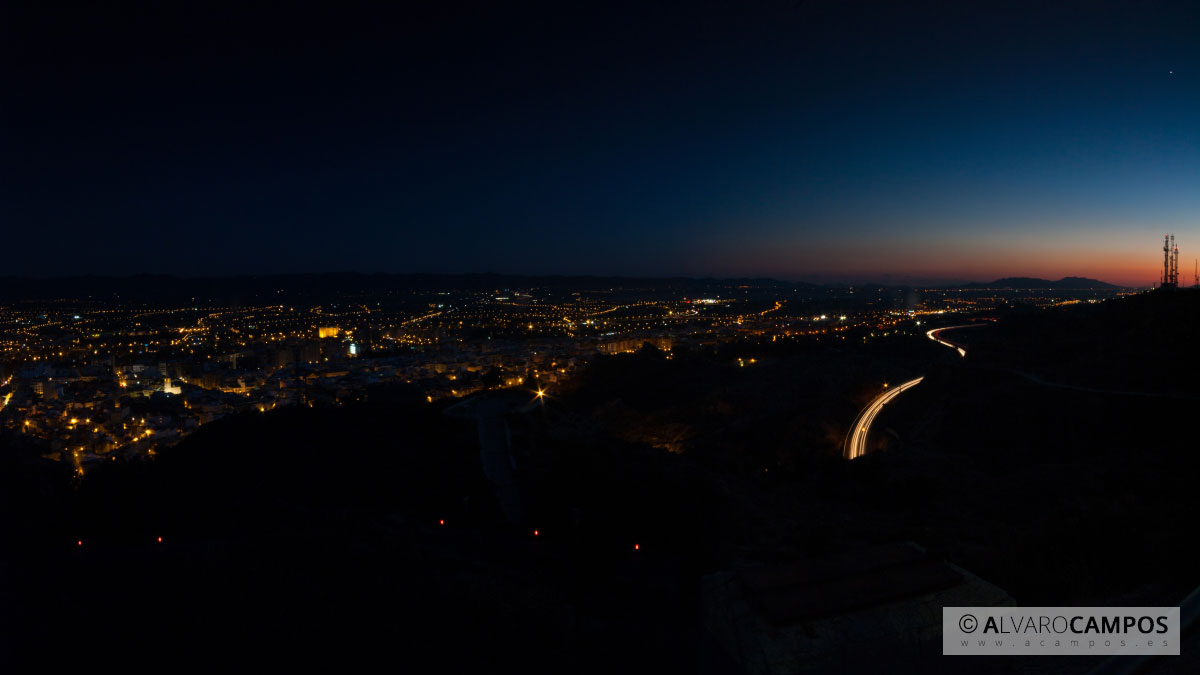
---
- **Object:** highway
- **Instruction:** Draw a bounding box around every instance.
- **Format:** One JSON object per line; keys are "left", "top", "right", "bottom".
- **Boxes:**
{"left": 843, "top": 324, "right": 980, "bottom": 459}
{"left": 924, "top": 325, "right": 978, "bottom": 357}
{"left": 843, "top": 376, "right": 924, "bottom": 459}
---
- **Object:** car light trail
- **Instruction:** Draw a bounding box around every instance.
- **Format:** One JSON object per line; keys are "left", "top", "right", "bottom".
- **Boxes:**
{"left": 844, "top": 377, "right": 924, "bottom": 459}
{"left": 925, "top": 326, "right": 975, "bottom": 357}
{"left": 844, "top": 324, "right": 978, "bottom": 459}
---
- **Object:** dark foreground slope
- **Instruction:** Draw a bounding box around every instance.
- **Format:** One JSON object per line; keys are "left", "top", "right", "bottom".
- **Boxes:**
{"left": 869, "top": 290, "right": 1200, "bottom": 606}
{"left": 0, "top": 335, "right": 935, "bottom": 673}
{"left": 0, "top": 385, "right": 734, "bottom": 673}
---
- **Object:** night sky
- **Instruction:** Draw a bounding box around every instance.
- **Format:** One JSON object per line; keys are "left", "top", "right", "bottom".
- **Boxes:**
{"left": 6, "top": 1, "right": 1199, "bottom": 285}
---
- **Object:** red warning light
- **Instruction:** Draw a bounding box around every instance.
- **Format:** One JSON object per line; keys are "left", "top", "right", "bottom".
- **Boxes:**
{"left": 533, "top": 529, "right": 539, "bottom": 536}
{"left": 77, "top": 540, "right": 82, "bottom": 547}
{"left": 634, "top": 543, "right": 640, "bottom": 551}
{"left": 439, "top": 519, "right": 445, "bottom": 526}
{"left": 157, "top": 536, "right": 163, "bottom": 543}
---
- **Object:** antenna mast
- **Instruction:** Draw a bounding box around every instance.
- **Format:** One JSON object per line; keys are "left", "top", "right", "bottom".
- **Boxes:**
{"left": 1171, "top": 235, "right": 1179, "bottom": 286}
{"left": 1162, "top": 235, "right": 1171, "bottom": 287}
{"left": 1161, "top": 234, "right": 1180, "bottom": 289}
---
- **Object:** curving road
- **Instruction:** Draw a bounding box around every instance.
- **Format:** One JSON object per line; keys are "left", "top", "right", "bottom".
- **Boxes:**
{"left": 925, "top": 325, "right": 975, "bottom": 357}
{"left": 843, "top": 324, "right": 981, "bottom": 459}
{"left": 843, "top": 376, "right": 924, "bottom": 459}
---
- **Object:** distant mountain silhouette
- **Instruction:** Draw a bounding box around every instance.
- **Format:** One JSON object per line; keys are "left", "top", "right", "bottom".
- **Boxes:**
{"left": 959, "top": 276, "right": 1120, "bottom": 290}
{"left": 0, "top": 271, "right": 1129, "bottom": 302}
{"left": 0, "top": 272, "right": 816, "bottom": 303}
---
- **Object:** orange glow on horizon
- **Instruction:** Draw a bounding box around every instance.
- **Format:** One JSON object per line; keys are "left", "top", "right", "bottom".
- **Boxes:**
{"left": 695, "top": 230, "right": 1194, "bottom": 288}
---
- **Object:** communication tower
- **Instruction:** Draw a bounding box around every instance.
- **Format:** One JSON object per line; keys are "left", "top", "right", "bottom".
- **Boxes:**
{"left": 1161, "top": 234, "right": 1179, "bottom": 289}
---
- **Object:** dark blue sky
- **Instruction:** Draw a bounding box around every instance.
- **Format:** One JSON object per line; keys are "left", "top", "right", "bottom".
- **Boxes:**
{"left": 6, "top": 1, "right": 1198, "bottom": 284}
